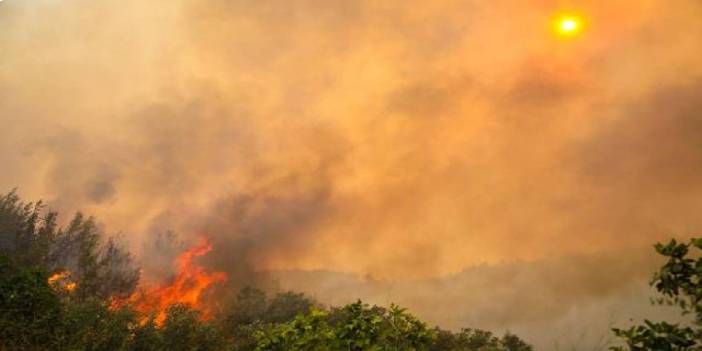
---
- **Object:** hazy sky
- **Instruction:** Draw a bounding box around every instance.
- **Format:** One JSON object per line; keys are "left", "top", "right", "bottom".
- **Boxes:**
{"left": 2, "top": 0, "right": 702, "bottom": 348}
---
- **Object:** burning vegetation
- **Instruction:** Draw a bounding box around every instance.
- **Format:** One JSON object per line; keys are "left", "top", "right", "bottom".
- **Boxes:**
{"left": 48, "top": 271, "right": 77, "bottom": 292}
{"left": 0, "top": 190, "right": 536, "bottom": 350}
{"left": 112, "top": 238, "right": 227, "bottom": 324}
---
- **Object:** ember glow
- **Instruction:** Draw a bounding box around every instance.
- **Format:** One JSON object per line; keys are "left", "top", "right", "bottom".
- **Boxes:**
{"left": 115, "top": 238, "right": 227, "bottom": 325}
{"left": 48, "top": 271, "right": 76, "bottom": 292}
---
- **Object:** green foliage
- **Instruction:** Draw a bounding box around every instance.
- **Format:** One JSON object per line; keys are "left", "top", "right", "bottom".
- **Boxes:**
{"left": 266, "top": 291, "right": 316, "bottom": 324}
{"left": 0, "top": 190, "right": 58, "bottom": 268}
{"left": 0, "top": 250, "right": 141, "bottom": 351}
{"left": 430, "top": 328, "right": 533, "bottom": 351}
{"left": 225, "top": 287, "right": 317, "bottom": 326}
{"left": 0, "top": 253, "right": 63, "bottom": 350}
{"left": 130, "top": 318, "right": 164, "bottom": 351}
{"left": 612, "top": 238, "right": 702, "bottom": 350}
{"left": 161, "top": 304, "right": 229, "bottom": 351}
{"left": 226, "top": 287, "right": 269, "bottom": 327}
{"left": 255, "top": 308, "right": 333, "bottom": 351}
{"left": 223, "top": 287, "right": 320, "bottom": 350}
{"left": 500, "top": 333, "right": 534, "bottom": 351}
{"left": 330, "top": 301, "right": 435, "bottom": 350}
{"left": 62, "top": 299, "right": 137, "bottom": 351}
{"left": 256, "top": 300, "right": 435, "bottom": 350}
{"left": 612, "top": 320, "right": 697, "bottom": 351}
{"left": 251, "top": 297, "right": 530, "bottom": 351}
{"left": 0, "top": 190, "right": 139, "bottom": 301}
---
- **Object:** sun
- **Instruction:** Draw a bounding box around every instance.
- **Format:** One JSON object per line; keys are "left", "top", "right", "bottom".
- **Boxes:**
{"left": 554, "top": 15, "right": 584, "bottom": 37}
{"left": 561, "top": 19, "right": 579, "bottom": 32}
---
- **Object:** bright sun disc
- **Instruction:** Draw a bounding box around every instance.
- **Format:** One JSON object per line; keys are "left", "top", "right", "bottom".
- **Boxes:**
{"left": 554, "top": 15, "right": 583, "bottom": 37}
{"left": 561, "top": 19, "right": 578, "bottom": 31}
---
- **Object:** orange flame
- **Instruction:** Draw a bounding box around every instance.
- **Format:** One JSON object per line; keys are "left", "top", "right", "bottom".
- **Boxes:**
{"left": 114, "top": 238, "right": 227, "bottom": 325}
{"left": 49, "top": 271, "right": 76, "bottom": 292}
{"left": 48, "top": 271, "right": 67, "bottom": 284}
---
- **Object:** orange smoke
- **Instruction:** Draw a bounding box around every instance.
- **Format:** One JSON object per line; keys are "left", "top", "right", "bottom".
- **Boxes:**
{"left": 114, "top": 237, "right": 227, "bottom": 325}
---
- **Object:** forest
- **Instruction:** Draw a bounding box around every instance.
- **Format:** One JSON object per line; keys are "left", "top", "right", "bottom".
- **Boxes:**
{"left": 1, "top": 190, "right": 701, "bottom": 350}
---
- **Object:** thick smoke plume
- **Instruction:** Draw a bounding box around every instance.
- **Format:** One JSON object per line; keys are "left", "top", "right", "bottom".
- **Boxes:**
{"left": 2, "top": 0, "right": 702, "bottom": 348}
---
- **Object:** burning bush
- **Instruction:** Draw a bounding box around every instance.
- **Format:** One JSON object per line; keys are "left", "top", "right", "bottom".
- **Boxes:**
{"left": 112, "top": 238, "right": 227, "bottom": 325}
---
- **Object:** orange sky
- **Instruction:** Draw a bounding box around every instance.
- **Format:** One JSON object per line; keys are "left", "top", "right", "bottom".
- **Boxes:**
{"left": 2, "top": 0, "right": 702, "bottom": 347}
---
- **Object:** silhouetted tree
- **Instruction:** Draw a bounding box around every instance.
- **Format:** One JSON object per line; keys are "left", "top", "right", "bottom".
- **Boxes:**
{"left": 265, "top": 291, "right": 316, "bottom": 324}
{"left": 0, "top": 190, "right": 139, "bottom": 301}
{"left": 613, "top": 238, "right": 702, "bottom": 350}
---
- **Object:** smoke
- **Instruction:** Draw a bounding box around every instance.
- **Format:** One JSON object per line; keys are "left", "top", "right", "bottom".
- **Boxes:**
{"left": 2, "top": 0, "right": 702, "bottom": 347}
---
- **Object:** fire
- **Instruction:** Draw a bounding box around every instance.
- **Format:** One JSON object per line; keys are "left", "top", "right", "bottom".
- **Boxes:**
{"left": 114, "top": 238, "right": 227, "bottom": 325}
{"left": 48, "top": 271, "right": 77, "bottom": 292}
{"left": 48, "top": 271, "right": 68, "bottom": 284}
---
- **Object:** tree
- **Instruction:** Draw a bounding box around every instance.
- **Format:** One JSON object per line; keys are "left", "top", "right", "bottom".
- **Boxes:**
{"left": 160, "top": 304, "right": 229, "bottom": 351}
{"left": 429, "top": 327, "right": 532, "bottom": 351}
{"left": 226, "top": 287, "right": 269, "bottom": 327}
{"left": 223, "top": 287, "right": 319, "bottom": 350}
{"left": 612, "top": 238, "right": 702, "bottom": 350}
{"left": 265, "top": 291, "right": 317, "bottom": 324}
{"left": 0, "top": 191, "right": 58, "bottom": 268}
{"left": 255, "top": 300, "right": 436, "bottom": 351}
{"left": 62, "top": 298, "right": 137, "bottom": 351}
{"left": 0, "top": 190, "right": 139, "bottom": 301}
{"left": 500, "top": 332, "right": 533, "bottom": 351}
{"left": 255, "top": 308, "right": 333, "bottom": 351}
{"left": 0, "top": 253, "right": 64, "bottom": 350}
{"left": 129, "top": 318, "right": 164, "bottom": 351}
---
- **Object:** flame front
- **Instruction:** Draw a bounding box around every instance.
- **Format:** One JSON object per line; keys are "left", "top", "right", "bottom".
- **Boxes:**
{"left": 115, "top": 238, "right": 227, "bottom": 325}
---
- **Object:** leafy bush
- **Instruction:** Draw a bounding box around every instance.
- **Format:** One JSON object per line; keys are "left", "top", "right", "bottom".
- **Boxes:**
{"left": 254, "top": 300, "right": 528, "bottom": 351}
{"left": 613, "top": 239, "right": 702, "bottom": 350}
